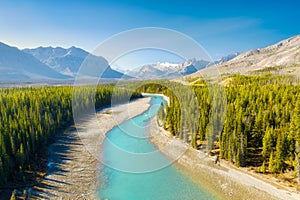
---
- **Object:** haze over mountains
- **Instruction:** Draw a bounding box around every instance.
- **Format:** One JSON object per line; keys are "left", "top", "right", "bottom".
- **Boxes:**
{"left": 0, "top": 41, "right": 238, "bottom": 81}
{"left": 1, "top": 34, "right": 299, "bottom": 81}
{"left": 126, "top": 59, "right": 210, "bottom": 79}
{"left": 0, "top": 43, "right": 129, "bottom": 80}
{"left": 124, "top": 54, "right": 246, "bottom": 79}
{"left": 0, "top": 42, "right": 69, "bottom": 80}
{"left": 23, "top": 46, "right": 127, "bottom": 79}
{"left": 24, "top": 47, "right": 237, "bottom": 80}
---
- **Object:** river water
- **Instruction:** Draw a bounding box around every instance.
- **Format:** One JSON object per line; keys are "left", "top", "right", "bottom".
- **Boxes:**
{"left": 98, "top": 95, "right": 215, "bottom": 200}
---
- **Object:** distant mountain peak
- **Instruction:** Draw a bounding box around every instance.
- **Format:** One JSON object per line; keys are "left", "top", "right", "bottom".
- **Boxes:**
{"left": 126, "top": 59, "right": 210, "bottom": 79}
{"left": 23, "top": 46, "right": 129, "bottom": 79}
{"left": 215, "top": 52, "right": 240, "bottom": 64}
{"left": 0, "top": 42, "right": 70, "bottom": 80}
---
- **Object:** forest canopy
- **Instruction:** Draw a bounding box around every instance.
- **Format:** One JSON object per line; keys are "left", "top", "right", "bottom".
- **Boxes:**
{"left": 0, "top": 85, "right": 141, "bottom": 186}
{"left": 137, "top": 75, "right": 300, "bottom": 177}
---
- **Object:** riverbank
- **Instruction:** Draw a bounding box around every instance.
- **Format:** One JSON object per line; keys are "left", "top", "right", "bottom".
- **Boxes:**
{"left": 20, "top": 93, "right": 300, "bottom": 199}
{"left": 142, "top": 92, "right": 170, "bottom": 105}
{"left": 149, "top": 115, "right": 300, "bottom": 200}
{"left": 26, "top": 97, "right": 151, "bottom": 199}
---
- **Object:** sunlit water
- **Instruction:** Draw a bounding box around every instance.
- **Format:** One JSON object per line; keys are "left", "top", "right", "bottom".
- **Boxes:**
{"left": 98, "top": 95, "right": 215, "bottom": 200}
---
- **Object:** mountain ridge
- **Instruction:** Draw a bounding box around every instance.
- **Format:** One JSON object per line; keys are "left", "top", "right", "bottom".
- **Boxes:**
{"left": 124, "top": 53, "right": 240, "bottom": 79}
{"left": 0, "top": 42, "right": 70, "bottom": 80}
{"left": 189, "top": 34, "right": 300, "bottom": 78}
{"left": 23, "top": 46, "right": 129, "bottom": 79}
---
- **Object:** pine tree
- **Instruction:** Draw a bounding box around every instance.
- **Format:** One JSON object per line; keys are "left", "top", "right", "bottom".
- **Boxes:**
{"left": 273, "top": 132, "right": 285, "bottom": 173}
{"left": 269, "top": 151, "right": 275, "bottom": 173}
{"left": 261, "top": 161, "right": 266, "bottom": 173}
{"left": 291, "top": 100, "right": 300, "bottom": 185}
{"left": 157, "top": 102, "right": 166, "bottom": 127}
{"left": 262, "top": 126, "right": 275, "bottom": 160}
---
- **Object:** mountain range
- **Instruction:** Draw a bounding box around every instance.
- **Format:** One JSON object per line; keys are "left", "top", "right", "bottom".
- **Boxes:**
{"left": 0, "top": 42, "right": 69, "bottom": 80}
{"left": 126, "top": 59, "right": 211, "bottom": 79}
{"left": 1, "top": 34, "right": 299, "bottom": 81}
{"left": 23, "top": 46, "right": 128, "bottom": 79}
{"left": 0, "top": 42, "right": 130, "bottom": 80}
{"left": 125, "top": 53, "right": 244, "bottom": 79}
{"left": 188, "top": 34, "right": 300, "bottom": 79}
{"left": 0, "top": 41, "right": 240, "bottom": 81}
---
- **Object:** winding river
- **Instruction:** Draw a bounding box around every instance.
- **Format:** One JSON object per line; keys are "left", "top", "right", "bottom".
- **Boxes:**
{"left": 98, "top": 95, "right": 215, "bottom": 199}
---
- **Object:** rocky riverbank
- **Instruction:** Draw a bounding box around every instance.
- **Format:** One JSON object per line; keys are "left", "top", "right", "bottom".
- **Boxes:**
{"left": 26, "top": 97, "right": 151, "bottom": 199}
{"left": 149, "top": 115, "right": 300, "bottom": 200}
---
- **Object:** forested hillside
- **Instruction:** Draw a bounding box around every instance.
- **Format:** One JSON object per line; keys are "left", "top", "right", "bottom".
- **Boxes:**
{"left": 0, "top": 86, "right": 141, "bottom": 186}
{"left": 137, "top": 75, "right": 300, "bottom": 183}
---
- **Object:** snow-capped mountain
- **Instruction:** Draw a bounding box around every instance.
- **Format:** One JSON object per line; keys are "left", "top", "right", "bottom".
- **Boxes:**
{"left": 23, "top": 46, "right": 129, "bottom": 79}
{"left": 0, "top": 42, "right": 70, "bottom": 80}
{"left": 127, "top": 59, "right": 210, "bottom": 79}
{"left": 126, "top": 54, "right": 241, "bottom": 79}
{"left": 214, "top": 52, "right": 240, "bottom": 64}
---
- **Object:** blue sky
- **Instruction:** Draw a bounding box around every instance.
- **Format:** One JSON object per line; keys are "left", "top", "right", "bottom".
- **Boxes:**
{"left": 0, "top": 0, "right": 299, "bottom": 62}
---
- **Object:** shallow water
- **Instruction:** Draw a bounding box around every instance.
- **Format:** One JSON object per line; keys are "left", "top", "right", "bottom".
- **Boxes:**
{"left": 98, "top": 95, "right": 215, "bottom": 200}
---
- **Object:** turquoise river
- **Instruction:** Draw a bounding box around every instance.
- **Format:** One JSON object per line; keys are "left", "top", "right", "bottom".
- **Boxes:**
{"left": 98, "top": 95, "right": 216, "bottom": 200}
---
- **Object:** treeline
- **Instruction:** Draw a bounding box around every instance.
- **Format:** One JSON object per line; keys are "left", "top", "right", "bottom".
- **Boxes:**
{"left": 219, "top": 76, "right": 300, "bottom": 173}
{"left": 0, "top": 86, "right": 141, "bottom": 186}
{"left": 138, "top": 75, "right": 300, "bottom": 177}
